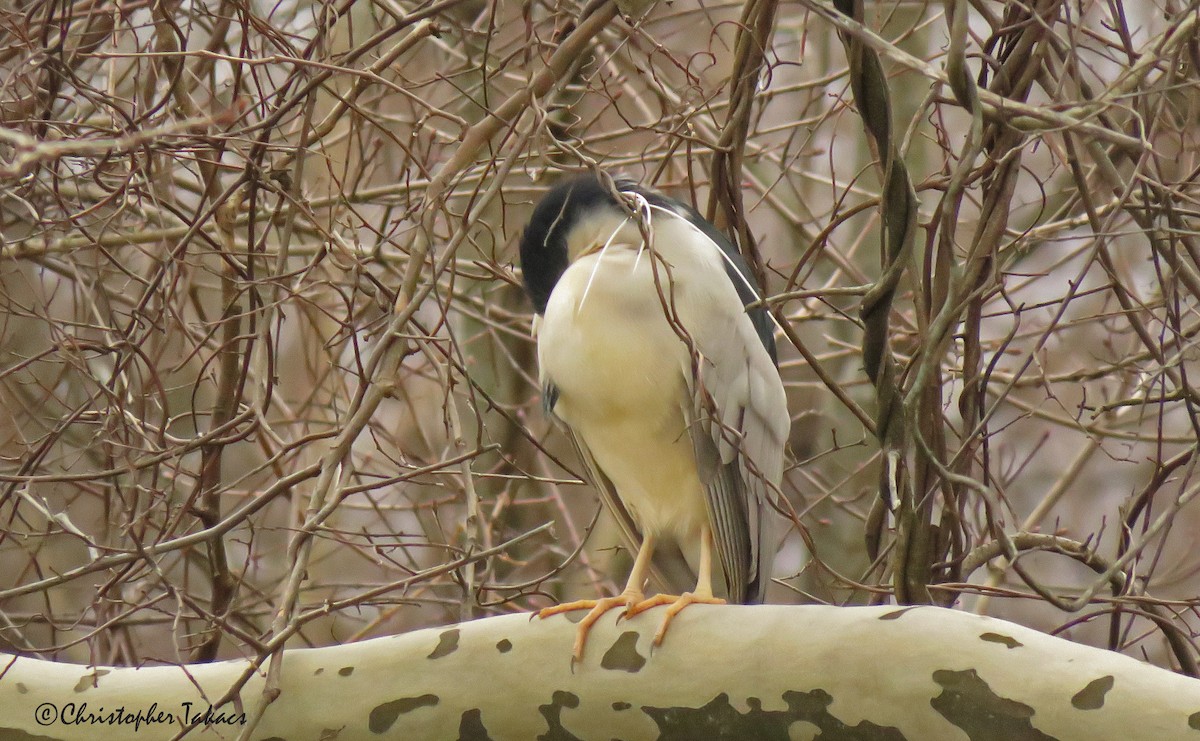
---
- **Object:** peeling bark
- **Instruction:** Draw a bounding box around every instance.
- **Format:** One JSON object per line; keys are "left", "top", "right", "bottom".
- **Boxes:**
{"left": 1, "top": 605, "right": 1196, "bottom": 740}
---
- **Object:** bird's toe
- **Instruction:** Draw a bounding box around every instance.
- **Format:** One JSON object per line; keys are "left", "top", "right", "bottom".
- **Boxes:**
{"left": 652, "top": 592, "right": 726, "bottom": 646}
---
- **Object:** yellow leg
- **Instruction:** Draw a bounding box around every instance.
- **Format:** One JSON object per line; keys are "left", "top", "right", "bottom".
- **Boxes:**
{"left": 625, "top": 527, "right": 726, "bottom": 645}
{"left": 537, "top": 533, "right": 658, "bottom": 661}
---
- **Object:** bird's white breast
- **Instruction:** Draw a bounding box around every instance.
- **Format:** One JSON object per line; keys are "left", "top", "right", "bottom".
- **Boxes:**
{"left": 537, "top": 221, "right": 727, "bottom": 544}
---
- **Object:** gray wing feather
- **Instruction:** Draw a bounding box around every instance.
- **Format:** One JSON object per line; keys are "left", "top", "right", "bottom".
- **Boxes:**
{"left": 683, "top": 298, "right": 789, "bottom": 604}
{"left": 685, "top": 422, "right": 752, "bottom": 599}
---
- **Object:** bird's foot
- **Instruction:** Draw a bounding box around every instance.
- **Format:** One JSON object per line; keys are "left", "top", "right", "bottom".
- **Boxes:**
{"left": 536, "top": 591, "right": 644, "bottom": 662}
{"left": 624, "top": 592, "right": 726, "bottom": 646}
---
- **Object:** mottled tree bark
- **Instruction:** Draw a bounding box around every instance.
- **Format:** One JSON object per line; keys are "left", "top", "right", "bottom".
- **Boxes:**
{"left": 3, "top": 605, "right": 1196, "bottom": 740}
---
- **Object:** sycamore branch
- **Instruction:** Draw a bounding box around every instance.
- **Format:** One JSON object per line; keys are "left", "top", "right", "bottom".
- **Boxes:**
{"left": 1, "top": 605, "right": 1196, "bottom": 740}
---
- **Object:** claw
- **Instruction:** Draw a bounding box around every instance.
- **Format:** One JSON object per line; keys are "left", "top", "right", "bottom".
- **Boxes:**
{"left": 535, "top": 529, "right": 728, "bottom": 660}
{"left": 537, "top": 591, "right": 644, "bottom": 661}
{"left": 652, "top": 592, "right": 725, "bottom": 646}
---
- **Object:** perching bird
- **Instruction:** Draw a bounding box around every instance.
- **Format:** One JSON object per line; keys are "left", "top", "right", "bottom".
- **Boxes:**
{"left": 520, "top": 173, "right": 789, "bottom": 661}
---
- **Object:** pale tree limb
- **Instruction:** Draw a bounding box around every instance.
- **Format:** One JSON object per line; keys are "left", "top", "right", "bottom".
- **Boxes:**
{"left": 2, "top": 606, "right": 1198, "bottom": 740}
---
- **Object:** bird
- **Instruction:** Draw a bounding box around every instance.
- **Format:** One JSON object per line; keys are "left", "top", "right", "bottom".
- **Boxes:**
{"left": 519, "top": 172, "right": 790, "bottom": 661}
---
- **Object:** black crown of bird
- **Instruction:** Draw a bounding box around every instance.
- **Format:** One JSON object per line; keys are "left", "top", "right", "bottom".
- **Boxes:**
{"left": 519, "top": 172, "right": 789, "bottom": 662}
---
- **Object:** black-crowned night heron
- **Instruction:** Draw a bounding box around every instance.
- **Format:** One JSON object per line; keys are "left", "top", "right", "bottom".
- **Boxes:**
{"left": 520, "top": 173, "right": 789, "bottom": 660}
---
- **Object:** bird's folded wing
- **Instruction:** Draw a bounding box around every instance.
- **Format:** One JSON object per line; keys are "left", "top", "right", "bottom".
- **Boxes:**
{"left": 682, "top": 300, "right": 789, "bottom": 604}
